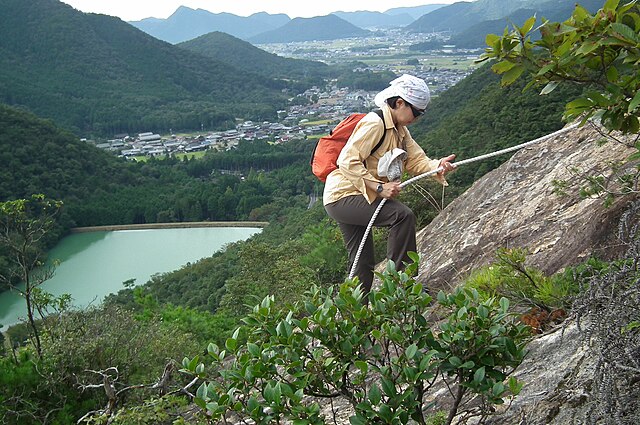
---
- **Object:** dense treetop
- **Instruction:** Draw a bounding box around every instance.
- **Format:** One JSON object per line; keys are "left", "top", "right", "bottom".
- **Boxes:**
{"left": 178, "top": 31, "right": 329, "bottom": 86}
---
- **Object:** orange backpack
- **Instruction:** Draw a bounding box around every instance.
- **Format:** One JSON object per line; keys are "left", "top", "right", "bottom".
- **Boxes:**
{"left": 310, "top": 110, "right": 385, "bottom": 182}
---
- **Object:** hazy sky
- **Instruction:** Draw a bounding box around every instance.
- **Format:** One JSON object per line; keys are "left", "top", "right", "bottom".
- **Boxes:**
{"left": 60, "top": 0, "right": 460, "bottom": 21}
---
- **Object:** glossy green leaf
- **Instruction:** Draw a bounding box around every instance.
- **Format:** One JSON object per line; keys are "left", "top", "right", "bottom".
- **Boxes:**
{"left": 225, "top": 337, "right": 237, "bottom": 352}
{"left": 492, "top": 381, "right": 506, "bottom": 397}
{"left": 611, "top": 22, "right": 638, "bottom": 42}
{"left": 381, "top": 377, "right": 396, "bottom": 396}
{"left": 501, "top": 64, "right": 525, "bottom": 86}
{"left": 406, "top": 343, "right": 418, "bottom": 359}
{"left": 491, "top": 60, "right": 516, "bottom": 74}
{"left": 247, "top": 342, "right": 261, "bottom": 357}
{"left": 540, "top": 81, "right": 559, "bottom": 95}
{"left": 449, "top": 356, "right": 463, "bottom": 367}
{"left": 575, "top": 40, "right": 599, "bottom": 55}
{"left": 499, "top": 297, "right": 510, "bottom": 312}
{"left": 604, "top": 0, "right": 620, "bottom": 12}
{"left": 369, "top": 384, "right": 382, "bottom": 405}
{"left": 486, "top": 33, "right": 500, "bottom": 46}
{"left": 520, "top": 16, "right": 537, "bottom": 35}
{"left": 349, "top": 416, "right": 367, "bottom": 425}
{"left": 355, "top": 360, "right": 368, "bottom": 374}
{"left": 628, "top": 89, "right": 640, "bottom": 112}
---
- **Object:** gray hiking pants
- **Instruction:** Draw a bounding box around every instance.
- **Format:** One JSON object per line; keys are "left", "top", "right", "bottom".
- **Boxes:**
{"left": 325, "top": 195, "right": 417, "bottom": 294}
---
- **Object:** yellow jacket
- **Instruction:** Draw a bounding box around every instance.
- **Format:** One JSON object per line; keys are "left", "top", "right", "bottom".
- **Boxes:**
{"left": 323, "top": 104, "right": 443, "bottom": 205}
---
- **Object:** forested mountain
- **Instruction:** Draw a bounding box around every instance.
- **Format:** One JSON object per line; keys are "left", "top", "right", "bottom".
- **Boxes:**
{"left": 0, "top": 100, "right": 318, "bottom": 293}
{"left": 0, "top": 103, "right": 315, "bottom": 227}
{"left": 406, "top": 2, "right": 476, "bottom": 33}
{"left": 0, "top": 0, "right": 288, "bottom": 136}
{"left": 407, "top": 0, "right": 591, "bottom": 33}
{"left": 384, "top": 4, "right": 447, "bottom": 20}
{"left": 448, "top": 0, "right": 605, "bottom": 47}
{"left": 130, "top": 6, "right": 291, "bottom": 43}
{"left": 248, "top": 14, "right": 371, "bottom": 44}
{"left": 332, "top": 11, "right": 413, "bottom": 28}
{"left": 178, "top": 32, "right": 329, "bottom": 82}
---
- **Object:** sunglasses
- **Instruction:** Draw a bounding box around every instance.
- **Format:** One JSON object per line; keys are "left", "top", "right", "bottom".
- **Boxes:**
{"left": 408, "top": 103, "right": 425, "bottom": 118}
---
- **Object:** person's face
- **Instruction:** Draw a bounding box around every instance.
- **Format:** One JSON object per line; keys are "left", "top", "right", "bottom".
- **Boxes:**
{"left": 395, "top": 98, "right": 425, "bottom": 126}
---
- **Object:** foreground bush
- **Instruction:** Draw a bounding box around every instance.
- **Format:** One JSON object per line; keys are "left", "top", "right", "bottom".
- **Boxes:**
{"left": 182, "top": 256, "right": 530, "bottom": 424}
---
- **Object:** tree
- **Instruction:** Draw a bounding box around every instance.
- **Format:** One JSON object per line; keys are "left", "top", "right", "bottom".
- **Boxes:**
{"left": 478, "top": 0, "right": 639, "bottom": 198}
{"left": 0, "top": 194, "right": 63, "bottom": 357}
{"left": 479, "top": 0, "right": 640, "bottom": 132}
{"left": 182, "top": 258, "right": 529, "bottom": 424}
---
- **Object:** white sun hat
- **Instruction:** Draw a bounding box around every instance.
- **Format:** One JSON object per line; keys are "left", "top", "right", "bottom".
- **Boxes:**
{"left": 374, "top": 74, "right": 431, "bottom": 110}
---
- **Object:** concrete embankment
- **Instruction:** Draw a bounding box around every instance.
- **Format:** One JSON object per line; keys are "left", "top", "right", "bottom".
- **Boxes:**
{"left": 70, "top": 221, "right": 268, "bottom": 233}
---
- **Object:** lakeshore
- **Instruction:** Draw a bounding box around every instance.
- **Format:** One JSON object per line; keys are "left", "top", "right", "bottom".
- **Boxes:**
{"left": 0, "top": 226, "right": 262, "bottom": 327}
{"left": 70, "top": 221, "right": 269, "bottom": 233}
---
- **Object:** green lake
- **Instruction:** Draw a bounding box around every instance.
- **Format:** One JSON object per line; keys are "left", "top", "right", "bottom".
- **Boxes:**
{"left": 0, "top": 227, "right": 260, "bottom": 328}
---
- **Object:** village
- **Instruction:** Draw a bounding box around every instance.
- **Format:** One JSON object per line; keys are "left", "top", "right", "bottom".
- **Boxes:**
{"left": 94, "top": 64, "right": 473, "bottom": 159}
{"left": 92, "top": 32, "right": 478, "bottom": 159}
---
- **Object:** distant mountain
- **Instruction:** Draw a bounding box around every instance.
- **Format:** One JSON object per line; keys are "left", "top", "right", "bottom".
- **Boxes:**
{"left": 130, "top": 6, "right": 290, "bottom": 43}
{"left": 406, "top": 2, "right": 475, "bottom": 33}
{"left": 333, "top": 10, "right": 414, "bottom": 28}
{"left": 248, "top": 14, "right": 371, "bottom": 44}
{"left": 384, "top": 4, "right": 448, "bottom": 20}
{"left": 448, "top": 0, "right": 605, "bottom": 47}
{"left": 406, "top": 0, "right": 549, "bottom": 33}
{"left": 178, "top": 31, "right": 329, "bottom": 81}
{"left": 0, "top": 0, "right": 287, "bottom": 135}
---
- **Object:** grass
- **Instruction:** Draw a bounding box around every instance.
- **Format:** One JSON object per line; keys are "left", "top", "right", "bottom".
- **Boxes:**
{"left": 300, "top": 119, "right": 335, "bottom": 126}
{"left": 130, "top": 151, "right": 207, "bottom": 162}
{"left": 175, "top": 151, "right": 207, "bottom": 160}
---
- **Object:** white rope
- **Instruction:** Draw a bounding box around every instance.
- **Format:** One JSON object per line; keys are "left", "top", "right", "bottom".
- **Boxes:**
{"left": 347, "top": 121, "right": 581, "bottom": 279}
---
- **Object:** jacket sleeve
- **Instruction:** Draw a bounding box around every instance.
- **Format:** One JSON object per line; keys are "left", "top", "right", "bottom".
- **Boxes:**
{"left": 336, "top": 115, "right": 384, "bottom": 199}
{"left": 403, "top": 130, "right": 448, "bottom": 186}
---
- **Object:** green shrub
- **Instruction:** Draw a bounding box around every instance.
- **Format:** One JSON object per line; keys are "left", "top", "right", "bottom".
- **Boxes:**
{"left": 464, "top": 248, "right": 581, "bottom": 310}
{"left": 182, "top": 255, "right": 530, "bottom": 424}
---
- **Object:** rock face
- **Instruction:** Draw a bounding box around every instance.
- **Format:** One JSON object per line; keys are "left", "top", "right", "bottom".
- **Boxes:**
{"left": 416, "top": 122, "right": 638, "bottom": 292}
{"left": 485, "top": 321, "right": 595, "bottom": 424}
{"left": 409, "top": 121, "right": 638, "bottom": 424}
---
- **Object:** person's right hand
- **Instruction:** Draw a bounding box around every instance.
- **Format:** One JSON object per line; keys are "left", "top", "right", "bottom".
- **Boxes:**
{"left": 381, "top": 182, "right": 401, "bottom": 198}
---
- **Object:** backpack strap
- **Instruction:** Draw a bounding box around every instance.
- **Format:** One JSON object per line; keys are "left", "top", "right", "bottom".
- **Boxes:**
{"left": 371, "top": 109, "right": 386, "bottom": 156}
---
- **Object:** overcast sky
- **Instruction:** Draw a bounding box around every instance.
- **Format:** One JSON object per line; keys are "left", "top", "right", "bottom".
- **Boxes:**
{"left": 60, "top": 0, "right": 460, "bottom": 21}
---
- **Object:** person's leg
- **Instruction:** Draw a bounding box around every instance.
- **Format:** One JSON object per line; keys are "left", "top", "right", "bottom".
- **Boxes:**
{"left": 336, "top": 222, "right": 375, "bottom": 293}
{"left": 325, "top": 196, "right": 417, "bottom": 287}
{"left": 325, "top": 196, "right": 379, "bottom": 292}
{"left": 371, "top": 199, "right": 417, "bottom": 271}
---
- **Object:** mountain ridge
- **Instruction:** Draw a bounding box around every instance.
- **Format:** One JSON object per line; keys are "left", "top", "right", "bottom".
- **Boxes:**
{"left": 178, "top": 31, "right": 329, "bottom": 81}
{"left": 130, "top": 6, "right": 291, "bottom": 43}
{"left": 332, "top": 10, "right": 414, "bottom": 28}
{"left": 248, "top": 14, "right": 371, "bottom": 44}
{"left": 447, "top": 0, "right": 605, "bottom": 47}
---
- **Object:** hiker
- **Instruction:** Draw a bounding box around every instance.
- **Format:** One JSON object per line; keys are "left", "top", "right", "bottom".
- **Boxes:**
{"left": 324, "top": 74, "right": 455, "bottom": 295}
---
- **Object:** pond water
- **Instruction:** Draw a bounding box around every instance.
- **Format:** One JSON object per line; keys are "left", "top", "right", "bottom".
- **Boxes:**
{"left": 0, "top": 227, "right": 260, "bottom": 328}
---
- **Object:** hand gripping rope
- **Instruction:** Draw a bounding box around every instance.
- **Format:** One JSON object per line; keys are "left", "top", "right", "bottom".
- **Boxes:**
{"left": 348, "top": 121, "right": 581, "bottom": 280}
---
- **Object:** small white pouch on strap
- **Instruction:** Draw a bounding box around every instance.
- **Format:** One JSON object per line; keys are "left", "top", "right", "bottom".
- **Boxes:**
{"left": 378, "top": 148, "right": 407, "bottom": 182}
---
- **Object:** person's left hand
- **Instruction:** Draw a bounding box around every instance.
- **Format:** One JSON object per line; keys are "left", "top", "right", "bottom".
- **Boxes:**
{"left": 438, "top": 154, "right": 456, "bottom": 175}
